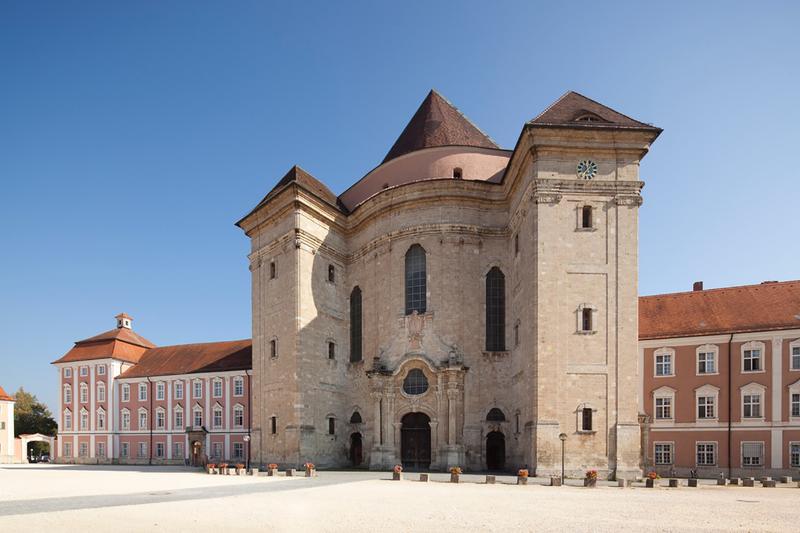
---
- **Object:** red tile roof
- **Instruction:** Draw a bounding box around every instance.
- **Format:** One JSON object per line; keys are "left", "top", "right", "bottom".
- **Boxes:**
{"left": 52, "top": 327, "right": 156, "bottom": 365}
{"left": 0, "top": 385, "right": 13, "bottom": 402}
{"left": 118, "top": 339, "right": 252, "bottom": 379}
{"left": 639, "top": 280, "right": 800, "bottom": 340}
{"left": 382, "top": 89, "right": 499, "bottom": 163}
{"left": 530, "top": 91, "right": 661, "bottom": 132}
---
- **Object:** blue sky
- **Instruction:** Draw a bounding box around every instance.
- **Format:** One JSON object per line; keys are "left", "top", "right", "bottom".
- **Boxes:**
{"left": 1, "top": 1, "right": 798, "bottom": 411}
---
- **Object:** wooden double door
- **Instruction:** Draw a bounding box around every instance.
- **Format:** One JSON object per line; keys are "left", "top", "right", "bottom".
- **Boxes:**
{"left": 400, "top": 412, "right": 431, "bottom": 470}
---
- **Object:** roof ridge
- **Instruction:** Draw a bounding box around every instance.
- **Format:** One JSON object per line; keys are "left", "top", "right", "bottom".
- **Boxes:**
{"left": 641, "top": 279, "right": 800, "bottom": 299}
{"left": 144, "top": 338, "right": 252, "bottom": 351}
{"left": 529, "top": 90, "right": 573, "bottom": 123}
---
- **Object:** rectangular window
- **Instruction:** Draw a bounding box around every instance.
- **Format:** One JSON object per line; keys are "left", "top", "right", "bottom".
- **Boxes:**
{"left": 80, "top": 386, "right": 88, "bottom": 404}
{"left": 138, "top": 442, "right": 147, "bottom": 458}
{"left": 97, "top": 385, "right": 105, "bottom": 403}
{"left": 743, "top": 349, "right": 762, "bottom": 372}
{"left": 328, "top": 417, "right": 335, "bottom": 435}
{"left": 698, "top": 351, "right": 716, "bottom": 374}
{"left": 792, "top": 393, "right": 800, "bottom": 418}
{"left": 64, "top": 442, "right": 72, "bottom": 457}
{"left": 581, "top": 308, "right": 592, "bottom": 332}
{"left": 742, "top": 442, "right": 764, "bottom": 466}
{"left": 654, "top": 443, "right": 673, "bottom": 465}
{"left": 139, "top": 410, "right": 148, "bottom": 430}
{"left": 743, "top": 394, "right": 762, "bottom": 418}
{"left": 581, "top": 407, "right": 593, "bottom": 432}
{"left": 655, "top": 397, "right": 672, "bottom": 420}
{"left": 80, "top": 366, "right": 88, "bottom": 377}
{"left": 791, "top": 443, "right": 800, "bottom": 467}
{"left": 155, "top": 442, "right": 165, "bottom": 458}
{"left": 64, "top": 387, "right": 72, "bottom": 404}
{"left": 514, "top": 233, "right": 519, "bottom": 256}
{"left": 121, "top": 442, "right": 129, "bottom": 458}
{"left": 270, "top": 339, "right": 278, "bottom": 358}
{"left": 212, "top": 442, "right": 222, "bottom": 459}
{"left": 173, "top": 442, "right": 183, "bottom": 459}
{"left": 97, "top": 442, "right": 106, "bottom": 458}
{"left": 213, "top": 409, "right": 223, "bottom": 429}
{"left": 792, "top": 347, "right": 800, "bottom": 370}
{"left": 655, "top": 353, "right": 672, "bottom": 376}
{"left": 122, "top": 411, "right": 130, "bottom": 430}
{"left": 270, "top": 261, "right": 276, "bottom": 279}
{"left": 698, "top": 396, "right": 716, "bottom": 419}
{"left": 97, "top": 411, "right": 105, "bottom": 430}
{"left": 138, "top": 383, "right": 147, "bottom": 401}
{"left": 193, "top": 381, "right": 203, "bottom": 399}
{"left": 233, "top": 442, "right": 244, "bottom": 460}
{"left": 97, "top": 365, "right": 106, "bottom": 376}
{"left": 271, "top": 416, "right": 277, "bottom": 434}
{"left": 193, "top": 409, "right": 202, "bottom": 428}
{"left": 696, "top": 442, "right": 716, "bottom": 465}
{"left": 234, "top": 407, "right": 244, "bottom": 428}
{"left": 156, "top": 410, "right": 165, "bottom": 429}
{"left": 213, "top": 380, "right": 223, "bottom": 398}
{"left": 581, "top": 205, "right": 592, "bottom": 229}
{"left": 156, "top": 382, "right": 165, "bottom": 401}
{"left": 64, "top": 412, "right": 72, "bottom": 430}
{"left": 233, "top": 378, "right": 244, "bottom": 397}
{"left": 80, "top": 410, "right": 88, "bottom": 430}
{"left": 64, "top": 368, "right": 72, "bottom": 378}
{"left": 79, "top": 443, "right": 88, "bottom": 457}
{"left": 175, "top": 381, "right": 183, "bottom": 400}
{"left": 122, "top": 384, "right": 130, "bottom": 402}
{"left": 328, "top": 342, "right": 336, "bottom": 360}
{"left": 175, "top": 409, "right": 184, "bottom": 429}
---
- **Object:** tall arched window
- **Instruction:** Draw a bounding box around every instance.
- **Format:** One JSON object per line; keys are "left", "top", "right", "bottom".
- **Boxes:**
{"left": 405, "top": 244, "right": 427, "bottom": 314}
{"left": 350, "top": 286, "right": 362, "bottom": 362}
{"left": 485, "top": 267, "right": 506, "bottom": 351}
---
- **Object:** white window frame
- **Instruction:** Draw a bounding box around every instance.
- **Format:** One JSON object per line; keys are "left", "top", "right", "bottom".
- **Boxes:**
{"left": 63, "top": 409, "right": 72, "bottom": 431}
{"left": 741, "top": 341, "right": 766, "bottom": 373}
{"left": 790, "top": 442, "right": 800, "bottom": 468}
{"left": 138, "top": 442, "right": 147, "bottom": 458}
{"left": 64, "top": 367, "right": 72, "bottom": 378}
{"left": 97, "top": 382, "right": 105, "bottom": 403}
{"left": 696, "top": 441, "right": 717, "bottom": 466}
{"left": 741, "top": 441, "right": 765, "bottom": 467}
{"left": 138, "top": 408, "right": 148, "bottom": 430}
{"left": 121, "top": 408, "right": 130, "bottom": 431}
{"left": 138, "top": 383, "right": 147, "bottom": 401}
{"left": 193, "top": 380, "right": 203, "bottom": 400}
{"left": 654, "top": 348, "right": 675, "bottom": 377}
{"left": 192, "top": 405, "right": 203, "bottom": 429}
{"left": 156, "top": 382, "right": 165, "bottom": 401}
{"left": 96, "top": 407, "right": 106, "bottom": 430}
{"left": 174, "top": 405, "right": 184, "bottom": 429}
{"left": 120, "top": 442, "right": 129, "bottom": 458}
{"left": 212, "top": 442, "right": 223, "bottom": 459}
{"left": 653, "top": 441, "right": 674, "bottom": 465}
{"left": 155, "top": 407, "right": 166, "bottom": 430}
{"left": 576, "top": 303, "right": 597, "bottom": 335}
{"left": 79, "top": 408, "right": 88, "bottom": 430}
{"left": 212, "top": 404, "right": 223, "bottom": 429}
{"left": 233, "top": 442, "right": 244, "bottom": 460}
{"left": 740, "top": 382, "right": 766, "bottom": 421}
{"left": 64, "top": 442, "right": 72, "bottom": 457}
{"left": 122, "top": 383, "right": 130, "bottom": 402}
{"left": 233, "top": 404, "right": 244, "bottom": 429}
{"left": 233, "top": 377, "right": 244, "bottom": 397}
{"left": 80, "top": 366, "right": 88, "bottom": 377}
{"left": 790, "top": 340, "right": 800, "bottom": 371}
{"left": 63, "top": 384, "right": 72, "bottom": 404}
{"left": 173, "top": 442, "right": 183, "bottom": 460}
{"left": 79, "top": 383, "right": 88, "bottom": 404}
{"left": 789, "top": 379, "right": 800, "bottom": 420}
{"left": 97, "top": 441, "right": 106, "bottom": 458}
{"left": 576, "top": 402, "right": 596, "bottom": 433}
{"left": 695, "top": 384, "right": 719, "bottom": 422}
{"left": 174, "top": 381, "right": 184, "bottom": 400}
{"left": 97, "top": 365, "right": 106, "bottom": 376}
{"left": 79, "top": 442, "right": 88, "bottom": 457}
{"left": 652, "top": 386, "right": 675, "bottom": 423}
{"left": 155, "top": 442, "right": 165, "bottom": 458}
{"left": 212, "top": 379, "right": 223, "bottom": 399}
{"left": 696, "top": 344, "right": 718, "bottom": 375}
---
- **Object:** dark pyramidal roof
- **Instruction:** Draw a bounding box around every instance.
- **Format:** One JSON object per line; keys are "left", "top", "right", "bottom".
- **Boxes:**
{"left": 382, "top": 89, "right": 499, "bottom": 163}
{"left": 530, "top": 91, "right": 661, "bottom": 131}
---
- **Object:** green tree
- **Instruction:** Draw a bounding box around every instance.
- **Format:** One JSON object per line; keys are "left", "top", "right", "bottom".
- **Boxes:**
{"left": 14, "top": 388, "right": 57, "bottom": 457}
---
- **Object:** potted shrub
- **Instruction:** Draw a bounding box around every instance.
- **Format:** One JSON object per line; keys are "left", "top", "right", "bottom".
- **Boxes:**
{"left": 517, "top": 469, "right": 529, "bottom": 485}
{"left": 584, "top": 469, "right": 598, "bottom": 488}
{"left": 235, "top": 463, "right": 246, "bottom": 475}
{"left": 645, "top": 471, "right": 659, "bottom": 488}
{"left": 268, "top": 463, "right": 278, "bottom": 476}
{"left": 207, "top": 463, "right": 217, "bottom": 475}
{"left": 450, "top": 466, "right": 462, "bottom": 483}
{"left": 304, "top": 462, "right": 316, "bottom": 477}
{"left": 392, "top": 465, "right": 403, "bottom": 481}
{"left": 219, "top": 463, "right": 229, "bottom": 475}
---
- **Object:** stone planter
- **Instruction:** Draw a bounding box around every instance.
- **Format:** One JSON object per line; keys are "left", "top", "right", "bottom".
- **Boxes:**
{"left": 779, "top": 476, "right": 792, "bottom": 484}
{"left": 392, "top": 472, "right": 402, "bottom": 481}
{"left": 305, "top": 469, "right": 316, "bottom": 478}
{"left": 688, "top": 479, "right": 698, "bottom": 487}
{"left": 285, "top": 469, "right": 295, "bottom": 477}
{"left": 268, "top": 468, "right": 277, "bottom": 477}
{"left": 716, "top": 478, "right": 727, "bottom": 486}
{"left": 550, "top": 477, "right": 562, "bottom": 487}
{"left": 250, "top": 468, "right": 259, "bottom": 476}
{"left": 730, "top": 478, "right": 741, "bottom": 486}
{"left": 743, "top": 478, "right": 755, "bottom": 487}
{"left": 236, "top": 468, "right": 246, "bottom": 476}
{"left": 645, "top": 478, "right": 655, "bottom": 488}
{"left": 450, "top": 473, "right": 460, "bottom": 483}
{"left": 485, "top": 475, "right": 495, "bottom": 484}
{"left": 668, "top": 479, "right": 679, "bottom": 488}
{"left": 207, "top": 467, "right": 217, "bottom": 475}
{"left": 760, "top": 476, "right": 772, "bottom": 483}
{"left": 419, "top": 473, "right": 428, "bottom": 482}
{"left": 583, "top": 478, "right": 597, "bottom": 488}
{"left": 517, "top": 476, "right": 528, "bottom": 485}
{"left": 762, "top": 480, "right": 776, "bottom": 488}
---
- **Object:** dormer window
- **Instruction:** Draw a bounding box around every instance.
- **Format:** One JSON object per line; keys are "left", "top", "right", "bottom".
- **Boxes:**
{"left": 453, "top": 168, "right": 463, "bottom": 179}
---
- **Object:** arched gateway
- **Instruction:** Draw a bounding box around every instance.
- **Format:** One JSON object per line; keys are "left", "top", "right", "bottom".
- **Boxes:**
{"left": 400, "top": 412, "right": 431, "bottom": 470}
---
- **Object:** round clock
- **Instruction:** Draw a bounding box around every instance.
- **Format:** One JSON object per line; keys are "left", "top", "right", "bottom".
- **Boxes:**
{"left": 576, "top": 160, "right": 598, "bottom": 180}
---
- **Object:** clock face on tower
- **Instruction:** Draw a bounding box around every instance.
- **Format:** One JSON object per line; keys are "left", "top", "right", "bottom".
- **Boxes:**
{"left": 576, "top": 160, "right": 598, "bottom": 180}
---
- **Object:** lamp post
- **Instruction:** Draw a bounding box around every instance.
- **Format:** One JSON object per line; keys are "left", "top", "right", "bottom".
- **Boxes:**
{"left": 243, "top": 435, "right": 251, "bottom": 472}
{"left": 558, "top": 433, "right": 567, "bottom": 483}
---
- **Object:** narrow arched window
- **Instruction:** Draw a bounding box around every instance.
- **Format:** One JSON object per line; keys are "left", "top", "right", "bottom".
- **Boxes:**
{"left": 405, "top": 244, "right": 426, "bottom": 315}
{"left": 350, "top": 411, "right": 362, "bottom": 424}
{"left": 350, "top": 286, "right": 362, "bottom": 362}
{"left": 328, "top": 264, "right": 335, "bottom": 283}
{"left": 485, "top": 267, "right": 505, "bottom": 351}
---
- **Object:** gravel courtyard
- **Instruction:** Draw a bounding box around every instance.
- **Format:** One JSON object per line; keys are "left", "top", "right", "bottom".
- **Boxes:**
{"left": 1, "top": 465, "right": 798, "bottom": 532}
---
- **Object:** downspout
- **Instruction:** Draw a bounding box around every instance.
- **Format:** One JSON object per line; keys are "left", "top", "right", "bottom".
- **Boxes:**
{"left": 247, "top": 371, "right": 252, "bottom": 469}
{"left": 147, "top": 377, "right": 153, "bottom": 466}
{"left": 727, "top": 333, "right": 734, "bottom": 479}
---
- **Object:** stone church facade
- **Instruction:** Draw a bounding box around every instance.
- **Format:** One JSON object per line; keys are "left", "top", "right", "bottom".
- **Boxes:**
{"left": 236, "top": 90, "right": 662, "bottom": 478}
